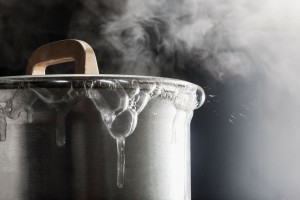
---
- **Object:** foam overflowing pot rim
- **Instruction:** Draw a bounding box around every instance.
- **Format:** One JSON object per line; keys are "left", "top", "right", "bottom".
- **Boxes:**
{"left": 0, "top": 73, "right": 204, "bottom": 190}
{"left": 0, "top": 74, "right": 205, "bottom": 109}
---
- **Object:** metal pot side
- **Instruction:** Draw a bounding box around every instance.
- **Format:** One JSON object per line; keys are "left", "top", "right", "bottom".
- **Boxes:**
{"left": 0, "top": 76, "right": 205, "bottom": 200}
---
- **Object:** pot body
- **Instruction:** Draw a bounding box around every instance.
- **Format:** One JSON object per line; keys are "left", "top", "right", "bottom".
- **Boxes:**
{"left": 0, "top": 77, "right": 204, "bottom": 200}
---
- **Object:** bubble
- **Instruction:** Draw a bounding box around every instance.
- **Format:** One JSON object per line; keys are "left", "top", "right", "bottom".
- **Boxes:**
{"left": 126, "top": 80, "right": 140, "bottom": 97}
{"left": 134, "top": 92, "right": 151, "bottom": 114}
{"left": 113, "top": 81, "right": 129, "bottom": 115}
{"left": 108, "top": 109, "right": 138, "bottom": 139}
{"left": 151, "top": 83, "right": 162, "bottom": 97}
{"left": 102, "top": 113, "right": 116, "bottom": 126}
{"left": 161, "top": 91, "right": 167, "bottom": 99}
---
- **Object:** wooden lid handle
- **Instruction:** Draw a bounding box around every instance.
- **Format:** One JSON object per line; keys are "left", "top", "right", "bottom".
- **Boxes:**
{"left": 26, "top": 39, "right": 99, "bottom": 75}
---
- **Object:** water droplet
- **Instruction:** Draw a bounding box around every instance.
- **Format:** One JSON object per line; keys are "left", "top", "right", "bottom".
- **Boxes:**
{"left": 239, "top": 113, "right": 247, "bottom": 118}
{"left": 241, "top": 104, "right": 249, "bottom": 110}
{"left": 26, "top": 107, "right": 33, "bottom": 123}
{"left": 172, "top": 110, "right": 181, "bottom": 143}
{"left": 56, "top": 112, "right": 67, "bottom": 147}
{"left": 208, "top": 94, "right": 217, "bottom": 98}
{"left": 116, "top": 137, "right": 126, "bottom": 188}
{"left": 0, "top": 116, "right": 7, "bottom": 141}
{"left": 229, "top": 119, "right": 235, "bottom": 125}
{"left": 184, "top": 111, "right": 193, "bottom": 200}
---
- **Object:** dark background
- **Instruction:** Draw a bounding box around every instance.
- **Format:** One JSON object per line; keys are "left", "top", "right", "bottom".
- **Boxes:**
{"left": 0, "top": 0, "right": 296, "bottom": 199}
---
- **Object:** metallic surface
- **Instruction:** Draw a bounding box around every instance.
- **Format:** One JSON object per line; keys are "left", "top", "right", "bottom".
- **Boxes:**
{"left": 0, "top": 39, "right": 204, "bottom": 199}
{"left": 0, "top": 95, "right": 192, "bottom": 200}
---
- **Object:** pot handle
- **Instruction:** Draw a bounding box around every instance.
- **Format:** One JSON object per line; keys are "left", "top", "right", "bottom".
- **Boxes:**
{"left": 26, "top": 39, "right": 99, "bottom": 75}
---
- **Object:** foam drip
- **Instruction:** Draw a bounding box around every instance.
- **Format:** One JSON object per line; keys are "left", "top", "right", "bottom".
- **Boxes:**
{"left": 0, "top": 116, "right": 6, "bottom": 141}
{"left": 89, "top": 80, "right": 155, "bottom": 187}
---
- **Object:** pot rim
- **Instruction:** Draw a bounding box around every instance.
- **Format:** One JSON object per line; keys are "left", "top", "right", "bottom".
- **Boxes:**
{"left": 0, "top": 74, "right": 205, "bottom": 109}
{"left": 0, "top": 74, "right": 202, "bottom": 89}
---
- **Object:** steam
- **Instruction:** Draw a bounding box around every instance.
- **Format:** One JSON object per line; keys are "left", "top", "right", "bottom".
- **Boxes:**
{"left": 68, "top": 0, "right": 261, "bottom": 79}
{"left": 69, "top": 0, "right": 300, "bottom": 87}
{"left": 0, "top": 0, "right": 299, "bottom": 198}
{"left": 69, "top": 0, "right": 300, "bottom": 198}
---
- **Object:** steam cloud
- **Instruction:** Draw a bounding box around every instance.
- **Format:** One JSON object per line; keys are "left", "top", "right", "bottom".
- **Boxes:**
{"left": 69, "top": 0, "right": 300, "bottom": 82}
{"left": 0, "top": 0, "right": 300, "bottom": 198}
{"left": 69, "top": 0, "right": 300, "bottom": 199}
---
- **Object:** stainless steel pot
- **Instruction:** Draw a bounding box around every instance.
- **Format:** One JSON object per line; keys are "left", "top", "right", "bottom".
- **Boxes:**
{"left": 0, "top": 40, "right": 205, "bottom": 200}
